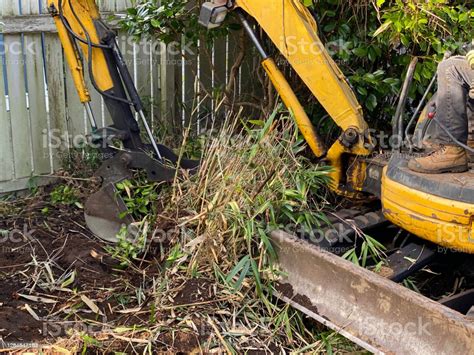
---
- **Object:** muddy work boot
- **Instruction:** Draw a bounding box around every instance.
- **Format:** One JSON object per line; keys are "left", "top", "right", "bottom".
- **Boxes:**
{"left": 420, "top": 140, "right": 441, "bottom": 154}
{"left": 408, "top": 145, "right": 468, "bottom": 174}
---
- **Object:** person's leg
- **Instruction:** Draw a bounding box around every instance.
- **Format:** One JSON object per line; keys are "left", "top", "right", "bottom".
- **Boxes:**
{"left": 408, "top": 56, "right": 473, "bottom": 174}
{"left": 433, "top": 56, "right": 474, "bottom": 144}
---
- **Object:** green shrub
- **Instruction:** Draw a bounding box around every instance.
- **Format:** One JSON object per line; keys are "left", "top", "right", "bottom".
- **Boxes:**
{"left": 305, "top": 0, "right": 473, "bottom": 130}
{"left": 120, "top": 0, "right": 473, "bottom": 133}
{"left": 50, "top": 185, "right": 80, "bottom": 206}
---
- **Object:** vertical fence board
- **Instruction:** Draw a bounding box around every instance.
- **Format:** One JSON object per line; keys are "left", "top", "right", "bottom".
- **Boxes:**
{"left": 43, "top": 33, "right": 68, "bottom": 170}
{"left": 2, "top": 0, "right": 34, "bottom": 180}
{"left": 174, "top": 44, "right": 184, "bottom": 129}
{"left": 98, "top": 0, "right": 115, "bottom": 12}
{"left": 65, "top": 66, "right": 87, "bottom": 137}
{"left": 183, "top": 40, "right": 197, "bottom": 131}
{"left": 24, "top": 34, "right": 51, "bottom": 174}
{"left": 18, "top": 0, "right": 37, "bottom": 175}
{"left": 115, "top": 0, "right": 131, "bottom": 12}
{"left": 0, "top": 1, "right": 14, "bottom": 183}
{"left": 4, "top": 34, "right": 34, "bottom": 179}
{"left": 214, "top": 37, "right": 227, "bottom": 121}
{"left": 0, "top": 37, "right": 14, "bottom": 183}
{"left": 40, "top": 0, "right": 48, "bottom": 14}
{"left": 160, "top": 43, "right": 176, "bottom": 131}
{"left": 119, "top": 31, "right": 136, "bottom": 121}
{"left": 23, "top": 0, "right": 51, "bottom": 175}
{"left": 0, "top": 0, "right": 17, "bottom": 16}
{"left": 228, "top": 30, "right": 242, "bottom": 105}
{"left": 20, "top": 0, "right": 31, "bottom": 15}
{"left": 136, "top": 40, "right": 153, "bottom": 116}
{"left": 198, "top": 42, "right": 213, "bottom": 132}
{"left": 149, "top": 41, "right": 160, "bottom": 130}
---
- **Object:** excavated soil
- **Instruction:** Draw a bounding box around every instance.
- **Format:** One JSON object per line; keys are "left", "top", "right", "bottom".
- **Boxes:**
{"left": 0, "top": 185, "right": 210, "bottom": 353}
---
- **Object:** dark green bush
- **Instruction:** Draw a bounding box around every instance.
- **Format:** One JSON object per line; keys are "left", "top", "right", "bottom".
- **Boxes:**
{"left": 120, "top": 0, "right": 473, "bottom": 131}
{"left": 307, "top": 0, "right": 473, "bottom": 130}
{"left": 119, "top": 0, "right": 238, "bottom": 45}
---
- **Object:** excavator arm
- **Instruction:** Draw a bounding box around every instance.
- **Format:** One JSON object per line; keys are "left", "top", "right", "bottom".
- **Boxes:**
{"left": 47, "top": 0, "right": 199, "bottom": 242}
{"left": 200, "top": 0, "right": 373, "bottom": 195}
{"left": 47, "top": 0, "right": 152, "bottom": 152}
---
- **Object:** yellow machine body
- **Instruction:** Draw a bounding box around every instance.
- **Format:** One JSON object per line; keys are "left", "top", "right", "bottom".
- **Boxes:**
{"left": 382, "top": 170, "right": 474, "bottom": 253}
{"left": 47, "top": 0, "right": 114, "bottom": 102}
{"left": 233, "top": 0, "right": 474, "bottom": 254}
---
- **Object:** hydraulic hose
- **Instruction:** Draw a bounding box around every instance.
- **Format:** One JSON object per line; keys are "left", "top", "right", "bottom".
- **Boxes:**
{"left": 57, "top": 0, "right": 110, "bottom": 49}
{"left": 58, "top": 0, "right": 134, "bottom": 106}
{"left": 431, "top": 116, "right": 474, "bottom": 154}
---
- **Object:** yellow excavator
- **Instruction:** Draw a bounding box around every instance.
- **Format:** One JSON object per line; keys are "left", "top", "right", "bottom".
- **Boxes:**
{"left": 197, "top": 1, "right": 474, "bottom": 353}
{"left": 48, "top": 0, "right": 474, "bottom": 253}
{"left": 199, "top": 0, "right": 474, "bottom": 255}
{"left": 48, "top": 0, "right": 473, "bottom": 352}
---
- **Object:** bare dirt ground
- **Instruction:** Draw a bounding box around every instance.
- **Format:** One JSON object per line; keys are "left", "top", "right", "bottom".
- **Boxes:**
{"left": 0, "top": 182, "right": 361, "bottom": 354}
{"left": 0, "top": 183, "right": 216, "bottom": 353}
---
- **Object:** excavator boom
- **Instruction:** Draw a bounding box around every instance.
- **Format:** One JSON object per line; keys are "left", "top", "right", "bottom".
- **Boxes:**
{"left": 201, "top": 0, "right": 373, "bottom": 195}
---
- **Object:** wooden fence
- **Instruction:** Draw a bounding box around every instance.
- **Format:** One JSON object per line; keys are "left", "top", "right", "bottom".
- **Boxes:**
{"left": 0, "top": 0, "right": 250, "bottom": 194}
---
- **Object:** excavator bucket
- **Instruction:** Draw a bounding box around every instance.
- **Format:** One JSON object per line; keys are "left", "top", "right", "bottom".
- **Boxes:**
{"left": 84, "top": 183, "right": 134, "bottom": 243}
{"left": 84, "top": 148, "right": 199, "bottom": 243}
{"left": 44, "top": 0, "right": 200, "bottom": 243}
